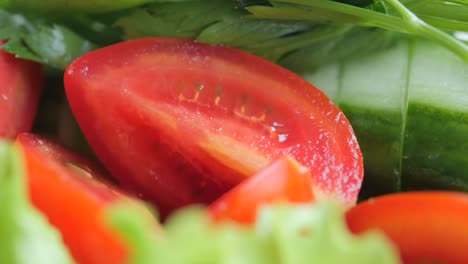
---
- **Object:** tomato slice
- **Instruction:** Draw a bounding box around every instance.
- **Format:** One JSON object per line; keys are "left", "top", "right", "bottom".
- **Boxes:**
{"left": 209, "top": 155, "right": 314, "bottom": 224}
{"left": 16, "top": 133, "right": 147, "bottom": 264}
{"left": 0, "top": 45, "right": 42, "bottom": 138}
{"left": 64, "top": 38, "right": 363, "bottom": 214}
{"left": 346, "top": 192, "right": 468, "bottom": 264}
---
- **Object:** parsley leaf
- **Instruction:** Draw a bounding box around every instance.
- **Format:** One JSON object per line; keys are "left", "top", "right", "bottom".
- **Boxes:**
{"left": 0, "top": 9, "right": 97, "bottom": 69}
{"left": 115, "top": 0, "right": 351, "bottom": 63}
{"left": 248, "top": 0, "right": 468, "bottom": 61}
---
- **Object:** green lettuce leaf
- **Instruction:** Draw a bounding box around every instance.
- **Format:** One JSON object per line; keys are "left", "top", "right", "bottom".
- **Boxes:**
{"left": 108, "top": 201, "right": 401, "bottom": 264}
{"left": 0, "top": 141, "right": 75, "bottom": 264}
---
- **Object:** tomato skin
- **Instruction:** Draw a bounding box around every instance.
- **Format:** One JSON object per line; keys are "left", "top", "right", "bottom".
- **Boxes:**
{"left": 0, "top": 46, "right": 42, "bottom": 138}
{"left": 65, "top": 37, "right": 363, "bottom": 214}
{"left": 209, "top": 155, "right": 315, "bottom": 224}
{"left": 346, "top": 192, "right": 468, "bottom": 264}
{"left": 16, "top": 133, "right": 131, "bottom": 264}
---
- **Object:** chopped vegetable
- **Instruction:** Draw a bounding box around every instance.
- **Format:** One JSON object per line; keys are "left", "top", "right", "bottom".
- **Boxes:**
{"left": 15, "top": 133, "right": 161, "bottom": 264}
{"left": 0, "top": 1, "right": 467, "bottom": 263}
{"left": 64, "top": 37, "right": 363, "bottom": 214}
{"left": 306, "top": 37, "right": 468, "bottom": 195}
{"left": 209, "top": 155, "right": 315, "bottom": 224}
{"left": 402, "top": 40, "right": 468, "bottom": 190}
{"left": 0, "top": 44, "right": 42, "bottom": 138}
{"left": 347, "top": 192, "right": 468, "bottom": 264}
{"left": 16, "top": 133, "right": 127, "bottom": 263}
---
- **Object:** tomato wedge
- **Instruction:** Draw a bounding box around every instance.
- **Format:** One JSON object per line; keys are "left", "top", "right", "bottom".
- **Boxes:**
{"left": 346, "top": 192, "right": 468, "bottom": 264}
{"left": 209, "top": 155, "right": 314, "bottom": 224}
{"left": 0, "top": 45, "right": 42, "bottom": 138}
{"left": 64, "top": 38, "right": 363, "bottom": 214}
{"left": 16, "top": 133, "right": 150, "bottom": 264}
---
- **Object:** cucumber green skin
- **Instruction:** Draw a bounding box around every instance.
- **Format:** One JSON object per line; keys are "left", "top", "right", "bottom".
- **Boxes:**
{"left": 402, "top": 102, "right": 468, "bottom": 190}
{"left": 402, "top": 40, "right": 468, "bottom": 192}
{"left": 340, "top": 105, "right": 402, "bottom": 196}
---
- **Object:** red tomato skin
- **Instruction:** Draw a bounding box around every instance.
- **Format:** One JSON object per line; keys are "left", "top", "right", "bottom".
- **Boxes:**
{"left": 209, "top": 155, "right": 315, "bottom": 224}
{"left": 64, "top": 38, "right": 363, "bottom": 214}
{"left": 346, "top": 192, "right": 468, "bottom": 264}
{"left": 0, "top": 46, "right": 42, "bottom": 138}
{"left": 16, "top": 133, "right": 129, "bottom": 264}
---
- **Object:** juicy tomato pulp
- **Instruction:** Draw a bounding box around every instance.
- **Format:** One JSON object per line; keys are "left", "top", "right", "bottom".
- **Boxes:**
{"left": 0, "top": 45, "right": 42, "bottom": 138}
{"left": 210, "top": 155, "right": 315, "bottom": 224}
{"left": 16, "top": 133, "right": 130, "bottom": 264}
{"left": 65, "top": 38, "right": 363, "bottom": 214}
{"left": 346, "top": 192, "right": 468, "bottom": 264}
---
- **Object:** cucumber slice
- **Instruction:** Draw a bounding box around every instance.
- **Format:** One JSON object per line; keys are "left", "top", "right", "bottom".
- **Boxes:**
{"left": 339, "top": 41, "right": 409, "bottom": 196}
{"left": 302, "top": 38, "right": 468, "bottom": 196}
{"left": 402, "top": 40, "right": 468, "bottom": 190}
{"left": 304, "top": 41, "right": 409, "bottom": 196}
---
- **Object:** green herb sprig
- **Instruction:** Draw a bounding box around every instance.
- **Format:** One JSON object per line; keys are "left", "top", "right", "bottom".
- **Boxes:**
{"left": 248, "top": 0, "right": 468, "bottom": 61}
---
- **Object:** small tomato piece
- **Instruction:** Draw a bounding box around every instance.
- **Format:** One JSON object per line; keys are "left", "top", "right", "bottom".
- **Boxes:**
{"left": 0, "top": 45, "right": 42, "bottom": 138}
{"left": 209, "top": 155, "right": 314, "bottom": 224}
{"left": 16, "top": 133, "right": 156, "bottom": 264}
{"left": 346, "top": 192, "right": 468, "bottom": 264}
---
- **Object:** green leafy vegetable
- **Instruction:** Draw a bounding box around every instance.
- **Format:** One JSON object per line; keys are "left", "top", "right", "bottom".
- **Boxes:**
{"left": 2, "top": 0, "right": 466, "bottom": 69}
{"left": 1, "top": 0, "right": 157, "bottom": 13}
{"left": 248, "top": 0, "right": 468, "bottom": 61}
{"left": 108, "top": 202, "right": 401, "bottom": 264}
{"left": 0, "top": 141, "right": 75, "bottom": 264}
{"left": 279, "top": 27, "right": 399, "bottom": 72}
{"left": 114, "top": 0, "right": 392, "bottom": 64}
{"left": 0, "top": 9, "right": 97, "bottom": 69}
{"left": 113, "top": 0, "right": 467, "bottom": 69}
{"left": 115, "top": 1, "right": 241, "bottom": 39}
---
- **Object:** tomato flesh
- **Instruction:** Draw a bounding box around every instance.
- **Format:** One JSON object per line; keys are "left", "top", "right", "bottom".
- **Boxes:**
{"left": 16, "top": 133, "right": 132, "bottom": 264}
{"left": 210, "top": 155, "right": 315, "bottom": 224}
{"left": 65, "top": 38, "right": 363, "bottom": 214}
{"left": 0, "top": 45, "right": 42, "bottom": 138}
{"left": 346, "top": 192, "right": 468, "bottom": 264}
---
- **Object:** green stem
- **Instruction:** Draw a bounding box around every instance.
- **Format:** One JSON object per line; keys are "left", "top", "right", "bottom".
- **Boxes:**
{"left": 419, "top": 16, "right": 468, "bottom": 32}
{"left": 447, "top": 0, "right": 468, "bottom": 5}
{"left": 271, "top": 0, "right": 410, "bottom": 32}
{"left": 385, "top": 0, "right": 468, "bottom": 62}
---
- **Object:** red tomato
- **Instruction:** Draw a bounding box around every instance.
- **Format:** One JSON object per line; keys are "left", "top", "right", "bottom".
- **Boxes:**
{"left": 64, "top": 38, "right": 363, "bottom": 214}
{"left": 346, "top": 192, "right": 468, "bottom": 264}
{"left": 0, "top": 45, "right": 42, "bottom": 138}
{"left": 209, "top": 155, "right": 315, "bottom": 224}
{"left": 16, "top": 133, "right": 146, "bottom": 264}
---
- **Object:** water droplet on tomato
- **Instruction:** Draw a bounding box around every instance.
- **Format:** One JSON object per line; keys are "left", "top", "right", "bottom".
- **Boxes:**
{"left": 278, "top": 134, "right": 288, "bottom": 143}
